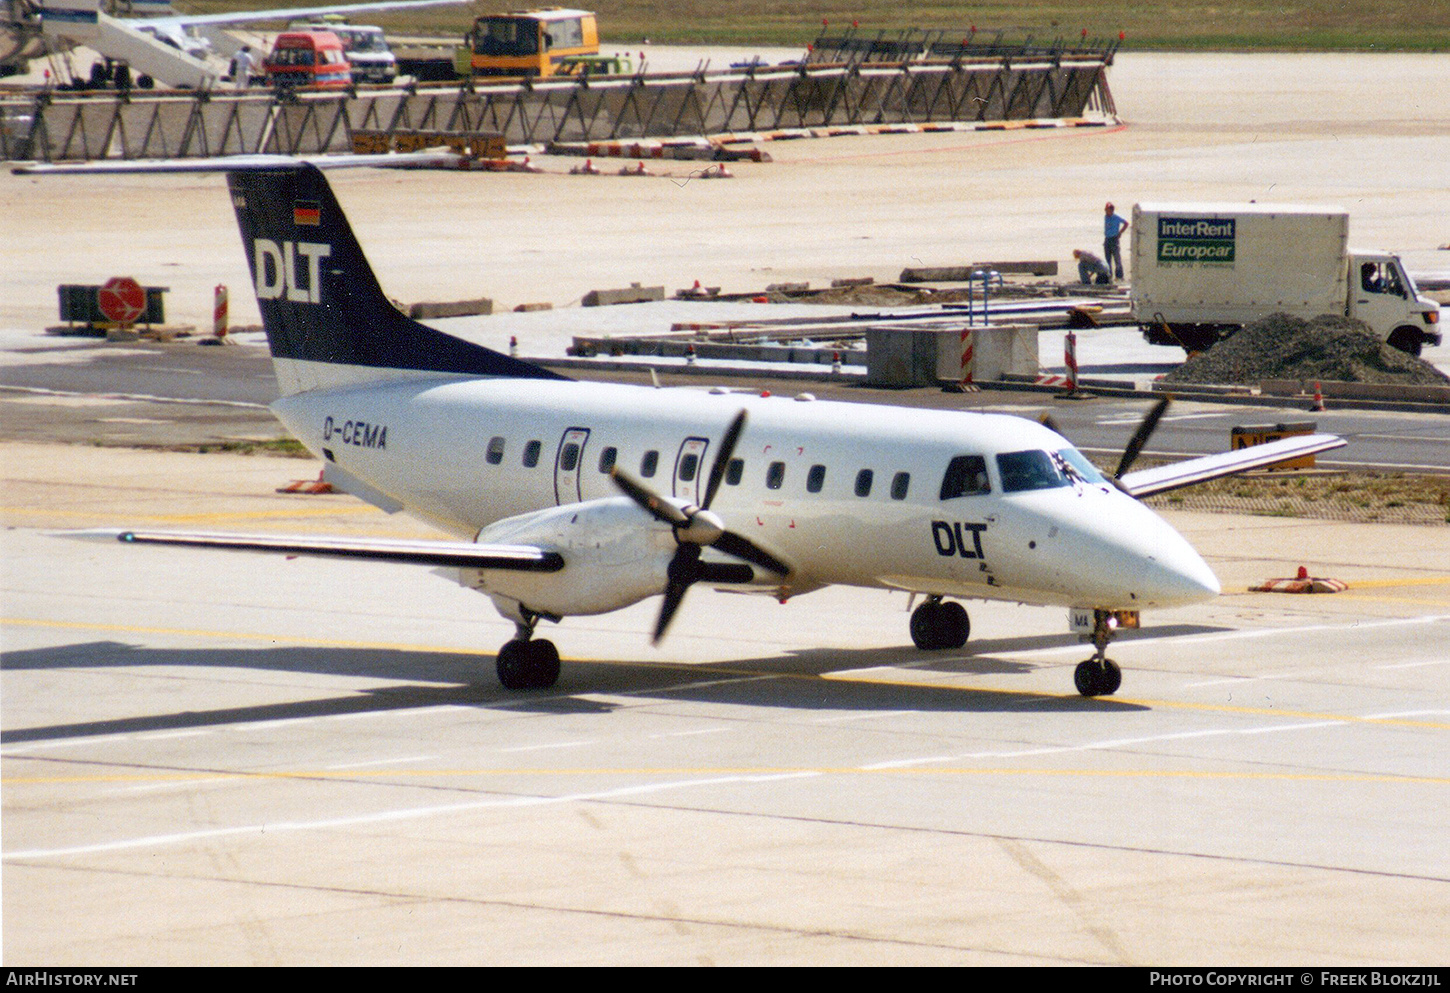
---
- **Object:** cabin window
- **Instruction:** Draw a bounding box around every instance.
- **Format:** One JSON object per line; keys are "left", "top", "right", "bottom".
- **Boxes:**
{"left": 640, "top": 450, "right": 659, "bottom": 477}
{"left": 679, "top": 453, "right": 699, "bottom": 482}
{"left": 726, "top": 458, "right": 744, "bottom": 486}
{"left": 996, "top": 450, "right": 1070, "bottom": 492}
{"left": 891, "top": 472, "right": 910, "bottom": 500}
{"left": 940, "top": 455, "right": 991, "bottom": 499}
{"left": 854, "top": 469, "right": 874, "bottom": 497}
{"left": 806, "top": 464, "right": 826, "bottom": 493}
{"left": 485, "top": 435, "right": 506, "bottom": 465}
{"left": 560, "top": 442, "right": 580, "bottom": 472}
{"left": 522, "top": 440, "right": 542, "bottom": 467}
{"left": 766, "top": 461, "right": 786, "bottom": 490}
{"left": 598, "top": 446, "right": 617, "bottom": 473}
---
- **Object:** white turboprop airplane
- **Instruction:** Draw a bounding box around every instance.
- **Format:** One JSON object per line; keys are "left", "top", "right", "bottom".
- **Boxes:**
{"left": 81, "top": 165, "right": 1347, "bottom": 697}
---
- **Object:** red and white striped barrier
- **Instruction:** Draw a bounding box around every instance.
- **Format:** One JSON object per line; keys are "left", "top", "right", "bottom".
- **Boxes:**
{"left": 1064, "top": 331, "right": 1079, "bottom": 392}
{"left": 212, "top": 284, "right": 228, "bottom": 339}
{"left": 959, "top": 327, "right": 978, "bottom": 390}
{"left": 1251, "top": 566, "right": 1347, "bottom": 594}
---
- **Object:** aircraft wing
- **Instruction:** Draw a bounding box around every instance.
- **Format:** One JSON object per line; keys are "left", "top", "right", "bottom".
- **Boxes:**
{"left": 140, "top": 1, "right": 473, "bottom": 30}
{"left": 64, "top": 528, "right": 565, "bottom": 572}
{"left": 1117, "top": 433, "right": 1347, "bottom": 499}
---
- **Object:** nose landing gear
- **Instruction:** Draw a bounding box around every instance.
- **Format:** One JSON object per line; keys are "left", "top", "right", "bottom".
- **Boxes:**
{"left": 1074, "top": 610, "right": 1123, "bottom": 697}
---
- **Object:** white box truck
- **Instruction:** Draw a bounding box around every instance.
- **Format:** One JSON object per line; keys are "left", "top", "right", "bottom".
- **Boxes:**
{"left": 1130, "top": 203, "right": 1442, "bottom": 355}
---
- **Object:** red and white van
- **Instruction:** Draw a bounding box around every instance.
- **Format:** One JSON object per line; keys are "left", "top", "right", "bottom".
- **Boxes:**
{"left": 263, "top": 31, "right": 352, "bottom": 90}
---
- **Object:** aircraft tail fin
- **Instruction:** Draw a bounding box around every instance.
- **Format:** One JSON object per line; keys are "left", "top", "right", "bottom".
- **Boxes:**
{"left": 226, "top": 164, "right": 567, "bottom": 394}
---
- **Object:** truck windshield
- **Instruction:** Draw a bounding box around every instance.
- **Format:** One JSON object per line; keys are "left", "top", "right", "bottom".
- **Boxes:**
{"left": 271, "top": 48, "right": 317, "bottom": 66}
{"left": 474, "top": 17, "right": 540, "bottom": 56}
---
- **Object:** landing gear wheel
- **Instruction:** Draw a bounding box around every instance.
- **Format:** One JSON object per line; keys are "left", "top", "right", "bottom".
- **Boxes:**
{"left": 1074, "top": 659, "right": 1122, "bottom": 697}
{"left": 910, "top": 598, "right": 970, "bottom": 650}
{"left": 936, "top": 601, "right": 970, "bottom": 649}
{"left": 496, "top": 638, "right": 561, "bottom": 690}
{"left": 496, "top": 639, "right": 532, "bottom": 690}
{"left": 527, "top": 638, "right": 561, "bottom": 688}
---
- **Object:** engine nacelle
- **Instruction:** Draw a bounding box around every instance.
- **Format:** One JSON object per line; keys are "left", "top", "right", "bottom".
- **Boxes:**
{"left": 458, "top": 497, "right": 679, "bottom": 618}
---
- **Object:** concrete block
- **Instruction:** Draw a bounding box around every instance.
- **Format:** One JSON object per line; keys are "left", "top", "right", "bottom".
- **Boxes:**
{"left": 865, "top": 327, "right": 943, "bottom": 386}
{"left": 972, "top": 260, "right": 1058, "bottom": 276}
{"left": 968, "top": 324, "right": 1040, "bottom": 381}
{"left": 583, "top": 284, "right": 667, "bottom": 307}
{"left": 408, "top": 298, "right": 494, "bottom": 319}
{"left": 899, "top": 261, "right": 1057, "bottom": 282}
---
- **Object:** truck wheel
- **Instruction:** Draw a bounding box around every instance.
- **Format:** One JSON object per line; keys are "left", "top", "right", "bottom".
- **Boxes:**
{"left": 1387, "top": 326, "right": 1423, "bottom": 358}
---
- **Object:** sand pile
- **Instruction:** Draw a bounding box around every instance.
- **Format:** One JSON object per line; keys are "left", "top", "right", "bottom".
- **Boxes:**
{"left": 1162, "top": 313, "right": 1450, "bottom": 387}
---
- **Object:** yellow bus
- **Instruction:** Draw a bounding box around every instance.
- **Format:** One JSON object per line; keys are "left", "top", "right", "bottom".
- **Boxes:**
{"left": 464, "top": 9, "right": 600, "bottom": 78}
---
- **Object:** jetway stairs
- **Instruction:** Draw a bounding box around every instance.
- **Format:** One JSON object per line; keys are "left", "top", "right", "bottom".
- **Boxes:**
{"left": 31, "top": 0, "right": 219, "bottom": 88}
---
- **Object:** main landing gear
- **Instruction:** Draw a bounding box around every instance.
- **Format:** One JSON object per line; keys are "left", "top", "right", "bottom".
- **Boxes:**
{"left": 909, "top": 596, "right": 971, "bottom": 651}
{"left": 495, "top": 615, "right": 560, "bottom": 690}
{"left": 1074, "top": 610, "right": 1122, "bottom": 698}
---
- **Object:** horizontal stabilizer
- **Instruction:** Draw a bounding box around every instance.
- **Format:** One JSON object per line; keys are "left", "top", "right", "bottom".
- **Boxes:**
{"left": 61, "top": 529, "right": 564, "bottom": 572}
{"left": 1118, "top": 434, "right": 1347, "bottom": 498}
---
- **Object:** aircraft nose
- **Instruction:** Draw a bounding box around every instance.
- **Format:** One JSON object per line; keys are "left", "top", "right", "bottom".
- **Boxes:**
{"left": 1045, "top": 494, "right": 1222, "bottom": 608}
{"left": 1136, "top": 539, "right": 1221, "bottom": 606}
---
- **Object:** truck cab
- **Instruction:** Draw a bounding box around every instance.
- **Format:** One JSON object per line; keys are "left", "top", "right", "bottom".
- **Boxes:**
{"left": 263, "top": 31, "right": 352, "bottom": 91}
{"left": 463, "top": 8, "right": 599, "bottom": 77}
{"left": 1350, "top": 252, "right": 1441, "bottom": 356}
{"left": 289, "top": 21, "right": 396, "bottom": 84}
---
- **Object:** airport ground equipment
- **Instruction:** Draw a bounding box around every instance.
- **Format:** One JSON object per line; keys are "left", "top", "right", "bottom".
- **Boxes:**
{"left": 1131, "top": 202, "right": 1442, "bottom": 355}
{"left": 1, "top": 40, "right": 1116, "bottom": 162}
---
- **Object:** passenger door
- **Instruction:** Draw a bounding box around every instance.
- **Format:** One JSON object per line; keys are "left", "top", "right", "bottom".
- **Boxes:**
{"left": 554, "top": 427, "right": 590, "bottom": 504}
{"left": 673, "top": 437, "right": 710, "bottom": 505}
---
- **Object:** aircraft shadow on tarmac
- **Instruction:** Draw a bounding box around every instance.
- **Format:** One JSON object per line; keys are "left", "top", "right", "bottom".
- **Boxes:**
{"left": 0, "top": 625, "right": 1230, "bottom": 741}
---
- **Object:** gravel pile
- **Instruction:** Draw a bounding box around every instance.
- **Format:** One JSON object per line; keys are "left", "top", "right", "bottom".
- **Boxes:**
{"left": 1162, "top": 313, "right": 1450, "bottom": 386}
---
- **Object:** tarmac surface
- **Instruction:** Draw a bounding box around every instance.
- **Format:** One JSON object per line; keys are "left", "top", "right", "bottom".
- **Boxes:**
{"left": 3, "top": 443, "right": 1449, "bottom": 965}
{"left": 2, "top": 51, "right": 1450, "bottom": 965}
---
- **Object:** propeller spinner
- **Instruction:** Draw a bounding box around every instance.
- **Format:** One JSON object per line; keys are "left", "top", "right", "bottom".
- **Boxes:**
{"left": 610, "top": 409, "right": 790, "bottom": 642}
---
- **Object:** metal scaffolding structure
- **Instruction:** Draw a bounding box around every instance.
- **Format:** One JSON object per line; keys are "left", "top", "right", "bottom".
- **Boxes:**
{"left": 0, "top": 53, "right": 1116, "bottom": 162}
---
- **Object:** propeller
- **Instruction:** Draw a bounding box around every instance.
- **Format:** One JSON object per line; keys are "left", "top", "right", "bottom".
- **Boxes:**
{"left": 611, "top": 409, "right": 790, "bottom": 642}
{"left": 1040, "top": 396, "right": 1171, "bottom": 494}
{"left": 1113, "top": 395, "right": 1170, "bottom": 480}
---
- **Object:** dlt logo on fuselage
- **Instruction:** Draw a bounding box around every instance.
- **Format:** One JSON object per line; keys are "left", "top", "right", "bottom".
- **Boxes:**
{"left": 931, "top": 520, "right": 988, "bottom": 559}
{"left": 253, "top": 239, "right": 331, "bottom": 304}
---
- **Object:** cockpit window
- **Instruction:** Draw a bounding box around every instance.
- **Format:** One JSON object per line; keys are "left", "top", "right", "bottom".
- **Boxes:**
{"left": 940, "top": 455, "right": 991, "bottom": 499}
{"left": 996, "top": 450, "right": 1069, "bottom": 492}
{"left": 1055, "top": 447, "right": 1105, "bottom": 484}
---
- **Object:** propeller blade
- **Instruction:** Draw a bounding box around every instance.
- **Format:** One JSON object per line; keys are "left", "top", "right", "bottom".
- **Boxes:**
{"left": 652, "top": 545, "right": 702, "bottom": 643}
{"left": 611, "top": 466, "right": 689, "bottom": 527}
{"left": 714, "top": 530, "right": 791, "bottom": 576}
{"left": 1038, "top": 411, "right": 1063, "bottom": 435}
{"left": 653, "top": 579, "right": 690, "bottom": 643}
{"left": 701, "top": 409, "right": 747, "bottom": 510}
{"left": 1114, "top": 396, "right": 1170, "bottom": 479}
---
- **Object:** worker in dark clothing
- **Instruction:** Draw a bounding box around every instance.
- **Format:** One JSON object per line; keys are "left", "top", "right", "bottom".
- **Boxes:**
{"left": 1074, "top": 249, "right": 1112, "bottom": 285}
